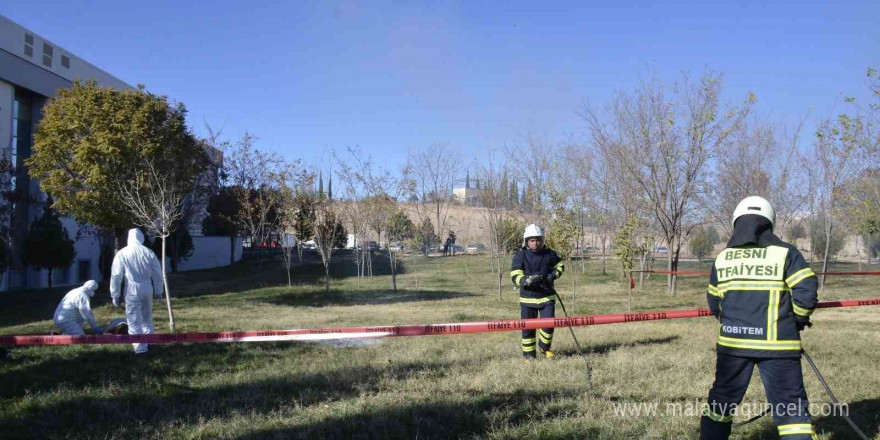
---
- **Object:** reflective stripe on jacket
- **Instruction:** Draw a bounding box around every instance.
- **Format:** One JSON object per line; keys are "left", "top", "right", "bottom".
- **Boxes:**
{"left": 707, "top": 243, "right": 817, "bottom": 358}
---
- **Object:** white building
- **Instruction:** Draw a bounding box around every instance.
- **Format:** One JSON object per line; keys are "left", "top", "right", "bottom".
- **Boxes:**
{"left": 0, "top": 15, "right": 238, "bottom": 290}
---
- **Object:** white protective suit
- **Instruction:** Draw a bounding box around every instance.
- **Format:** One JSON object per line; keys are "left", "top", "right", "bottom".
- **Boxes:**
{"left": 110, "top": 228, "right": 164, "bottom": 354}
{"left": 53, "top": 280, "right": 101, "bottom": 335}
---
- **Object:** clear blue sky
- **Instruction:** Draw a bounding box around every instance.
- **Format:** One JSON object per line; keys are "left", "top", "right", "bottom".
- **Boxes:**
{"left": 4, "top": 1, "right": 878, "bottom": 175}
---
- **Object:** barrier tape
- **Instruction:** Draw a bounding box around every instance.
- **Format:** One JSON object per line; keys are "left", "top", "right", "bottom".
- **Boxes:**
{"left": 633, "top": 270, "right": 880, "bottom": 277}
{"left": 2, "top": 299, "right": 878, "bottom": 347}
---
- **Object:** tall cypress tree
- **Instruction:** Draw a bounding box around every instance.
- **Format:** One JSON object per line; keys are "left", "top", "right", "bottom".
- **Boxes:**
{"left": 328, "top": 172, "right": 333, "bottom": 201}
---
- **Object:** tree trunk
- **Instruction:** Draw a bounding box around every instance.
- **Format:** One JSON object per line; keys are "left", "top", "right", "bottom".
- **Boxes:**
{"left": 389, "top": 251, "right": 397, "bottom": 291}
{"left": 285, "top": 249, "right": 292, "bottom": 287}
{"left": 821, "top": 223, "right": 832, "bottom": 293}
{"left": 497, "top": 255, "right": 502, "bottom": 301}
{"left": 48, "top": 269, "right": 53, "bottom": 288}
{"left": 230, "top": 235, "right": 236, "bottom": 266}
{"left": 570, "top": 257, "right": 576, "bottom": 311}
{"left": 601, "top": 241, "right": 607, "bottom": 275}
{"left": 161, "top": 236, "right": 177, "bottom": 333}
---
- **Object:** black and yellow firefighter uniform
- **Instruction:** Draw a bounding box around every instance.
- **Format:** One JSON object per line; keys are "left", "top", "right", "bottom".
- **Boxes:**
{"left": 701, "top": 196, "right": 819, "bottom": 440}
{"left": 510, "top": 224, "right": 565, "bottom": 359}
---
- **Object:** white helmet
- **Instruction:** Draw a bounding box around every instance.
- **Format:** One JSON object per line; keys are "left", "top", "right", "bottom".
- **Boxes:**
{"left": 523, "top": 224, "right": 544, "bottom": 246}
{"left": 732, "top": 196, "right": 775, "bottom": 231}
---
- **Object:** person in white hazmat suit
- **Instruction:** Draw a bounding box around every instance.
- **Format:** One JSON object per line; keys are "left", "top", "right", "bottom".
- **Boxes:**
{"left": 110, "top": 228, "right": 164, "bottom": 354}
{"left": 53, "top": 280, "right": 103, "bottom": 335}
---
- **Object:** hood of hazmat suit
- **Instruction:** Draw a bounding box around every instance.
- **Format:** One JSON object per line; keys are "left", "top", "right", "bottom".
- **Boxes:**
{"left": 110, "top": 228, "right": 164, "bottom": 354}
{"left": 54, "top": 280, "right": 100, "bottom": 334}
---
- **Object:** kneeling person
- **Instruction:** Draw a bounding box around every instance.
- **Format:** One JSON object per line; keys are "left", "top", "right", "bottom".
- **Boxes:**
{"left": 54, "top": 280, "right": 103, "bottom": 335}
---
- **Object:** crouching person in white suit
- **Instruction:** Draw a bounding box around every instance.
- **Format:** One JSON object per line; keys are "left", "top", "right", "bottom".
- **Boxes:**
{"left": 54, "top": 280, "right": 102, "bottom": 335}
{"left": 110, "top": 228, "right": 164, "bottom": 355}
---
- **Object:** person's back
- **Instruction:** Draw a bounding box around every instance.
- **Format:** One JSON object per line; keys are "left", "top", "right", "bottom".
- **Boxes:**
{"left": 113, "top": 229, "right": 162, "bottom": 294}
{"left": 702, "top": 196, "right": 818, "bottom": 440}
{"left": 54, "top": 289, "right": 89, "bottom": 325}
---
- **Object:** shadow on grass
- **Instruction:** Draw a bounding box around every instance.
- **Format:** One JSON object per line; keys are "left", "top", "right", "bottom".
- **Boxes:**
{"left": 262, "top": 288, "right": 476, "bottom": 308}
{"left": 743, "top": 398, "right": 880, "bottom": 440}
{"left": 0, "top": 345, "right": 590, "bottom": 440}
{"left": 550, "top": 335, "right": 681, "bottom": 358}
{"left": 232, "top": 390, "right": 602, "bottom": 440}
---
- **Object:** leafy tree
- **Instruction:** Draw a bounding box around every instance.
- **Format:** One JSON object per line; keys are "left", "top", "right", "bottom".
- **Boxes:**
{"left": 386, "top": 210, "right": 415, "bottom": 245}
{"left": 689, "top": 227, "right": 715, "bottom": 262}
{"left": 27, "top": 80, "right": 208, "bottom": 248}
{"left": 147, "top": 227, "right": 193, "bottom": 271}
{"left": 810, "top": 216, "right": 845, "bottom": 261}
{"left": 22, "top": 199, "right": 76, "bottom": 288}
{"left": 412, "top": 217, "right": 439, "bottom": 256}
{"left": 546, "top": 208, "right": 579, "bottom": 260}
{"left": 613, "top": 216, "right": 648, "bottom": 311}
{"left": 788, "top": 223, "right": 807, "bottom": 243}
{"left": 202, "top": 186, "right": 243, "bottom": 265}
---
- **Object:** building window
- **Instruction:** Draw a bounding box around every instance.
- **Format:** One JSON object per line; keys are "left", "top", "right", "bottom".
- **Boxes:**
{"left": 78, "top": 260, "right": 91, "bottom": 283}
{"left": 61, "top": 55, "right": 70, "bottom": 68}
{"left": 24, "top": 33, "right": 34, "bottom": 57}
{"left": 42, "top": 43, "right": 53, "bottom": 67}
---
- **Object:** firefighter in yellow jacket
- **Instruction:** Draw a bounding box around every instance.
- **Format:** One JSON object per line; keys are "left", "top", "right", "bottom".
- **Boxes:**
{"left": 701, "top": 196, "right": 818, "bottom": 440}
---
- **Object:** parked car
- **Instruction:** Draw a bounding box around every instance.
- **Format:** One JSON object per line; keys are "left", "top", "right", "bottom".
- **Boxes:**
{"left": 467, "top": 243, "right": 486, "bottom": 254}
{"left": 365, "top": 241, "right": 380, "bottom": 251}
{"left": 389, "top": 242, "right": 405, "bottom": 252}
{"left": 654, "top": 246, "right": 668, "bottom": 253}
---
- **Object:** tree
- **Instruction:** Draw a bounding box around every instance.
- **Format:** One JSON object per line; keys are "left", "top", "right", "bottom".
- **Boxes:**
{"left": 809, "top": 216, "right": 845, "bottom": 264}
{"left": 312, "top": 200, "right": 346, "bottom": 293}
{"left": 386, "top": 209, "right": 415, "bottom": 290}
{"left": 788, "top": 222, "right": 807, "bottom": 244}
{"left": 613, "top": 216, "right": 648, "bottom": 311}
{"left": 117, "top": 160, "right": 192, "bottom": 333}
{"left": 583, "top": 72, "right": 754, "bottom": 294}
{"left": 27, "top": 81, "right": 208, "bottom": 249}
{"left": 202, "top": 186, "right": 243, "bottom": 265}
{"left": 810, "top": 114, "right": 868, "bottom": 290}
{"left": 402, "top": 143, "right": 458, "bottom": 241}
{"left": 477, "top": 159, "right": 521, "bottom": 299}
{"left": 0, "top": 158, "right": 13, "bottom": 283}
{"left": 22, "top": 198, "right": 76, "bottom": 288}
{"left": 292, "top": 189, "right": 317, "bottom": 263}
{"left": 689, "top": 227, "right": 715, "bottom": 262}
{"left": 412, "top": 217, "right": 439, "bottom": 257}
{"left": 275, "top": 165, "right": 313, "bottom": 286}
{"left": 148, "top": 227, "right": 193, "bottom": 271}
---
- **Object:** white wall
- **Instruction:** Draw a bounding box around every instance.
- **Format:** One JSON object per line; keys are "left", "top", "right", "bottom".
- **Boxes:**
{"left": 174, "top": 236, "right": 242, "bottom": 272}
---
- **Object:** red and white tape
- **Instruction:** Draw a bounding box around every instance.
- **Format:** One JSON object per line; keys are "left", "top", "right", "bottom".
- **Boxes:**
{"left": 2, "top": 298, "right": 878, "bottom": 347}
{"left": 633, "top": 270, "right": 880, "bottom": 277}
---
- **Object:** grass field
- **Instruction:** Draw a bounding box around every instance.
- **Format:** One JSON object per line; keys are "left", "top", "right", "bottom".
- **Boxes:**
{"left": 1, "top": 251, "right": 878, "bottom": 439}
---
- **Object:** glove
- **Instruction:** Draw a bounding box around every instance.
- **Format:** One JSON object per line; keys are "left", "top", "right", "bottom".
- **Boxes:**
{"left": 795, "top": 315, "right": 812, "bottom": 332}
{"left": 155, "top": 292, "right": 164, "bottom": 301}
{"left": 523, "top": 275, "right": 545, "bottom": 288}
{"left": 94, "top": 326, "right": 104, "bottom": 335}
{"left": 112, "top": 298, "right": 120, "bottom": 308}
{"left": 546, "top": 272, "right": 557, "bottom": 283}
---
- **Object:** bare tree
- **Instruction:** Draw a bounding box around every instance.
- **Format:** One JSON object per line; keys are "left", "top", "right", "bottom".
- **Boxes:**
{"left": 505, "top": 132, "right": 554, "bottom": 225}
{"left": 402, "top": 143, "right": 459, "bottom": 241}
{"left": 117, "top": 160, "right": 186, "bottom": 333}
{"left": 275, "top": 165, "right": 313, "bottom": 286}
{"left": 583, "top": 73, "right": 754, "bottom": 294}
{"left": 477, "top": 156, "right": 522, "bottom": 300}
{"left": 810, "top": 114, "right": 868, "bottom": 290}
{"left": 225, "top": 133, "right": 284, "bottom": 250}
{"left": 704, "top": 116, "right": 810, "bottom": 239}
{"left": 313, "top": 199, "right": 342, "bottom": 293}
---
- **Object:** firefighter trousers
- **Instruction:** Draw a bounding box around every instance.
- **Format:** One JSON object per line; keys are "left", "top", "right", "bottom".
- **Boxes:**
{"left": 700, "top": 354, "right": 815, "bottom": 440}
{"left": 521, "top": 302, "right": 555, "bottom": 358}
